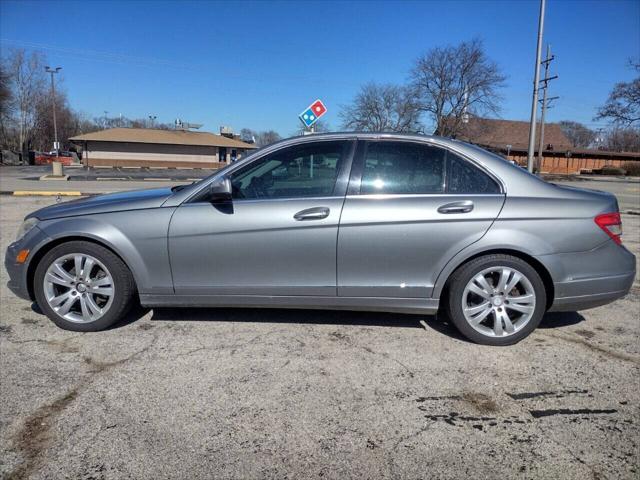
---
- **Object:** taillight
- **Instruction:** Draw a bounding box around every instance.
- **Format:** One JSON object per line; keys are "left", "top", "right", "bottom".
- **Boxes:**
{"left": 595, "top": 212, "right": 623, "bottom": 245}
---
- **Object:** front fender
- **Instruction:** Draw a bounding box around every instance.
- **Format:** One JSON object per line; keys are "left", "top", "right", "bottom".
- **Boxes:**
{"left": 36, "top": 208, "right": 175, "bottom": 295}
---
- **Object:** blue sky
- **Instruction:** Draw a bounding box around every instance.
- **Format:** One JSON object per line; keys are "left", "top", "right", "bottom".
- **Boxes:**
{"left": 1, "top": 0, "right": 638, "bottom": 135}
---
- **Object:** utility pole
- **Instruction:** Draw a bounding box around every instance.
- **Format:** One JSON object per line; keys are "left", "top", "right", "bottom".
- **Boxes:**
{"left": 526, "top": 0, "right": 546, "bottom": 173}
{"left": 45, "top": 66, "right": 62, "bottom": 154}
{"left": 536, "top": 44, "right": 559, "bottom": 172}
{"left": 149, "top": 115, "right": 157, "bottom": 128}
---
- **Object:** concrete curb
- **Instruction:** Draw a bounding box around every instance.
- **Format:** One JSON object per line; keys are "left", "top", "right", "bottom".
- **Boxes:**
{"left": 545, "top": 175, "right": 640, "bottom": 184}
{"left": 0, "top": 190, "right": 102, "bottom": 197}
{"left": 7, "top": 191, "right": 84, "bottom": 196}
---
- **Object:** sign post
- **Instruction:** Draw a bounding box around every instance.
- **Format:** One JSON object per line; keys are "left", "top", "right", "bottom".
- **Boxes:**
{"left": 299, "top": 100, "right": 327, "bottom": 178}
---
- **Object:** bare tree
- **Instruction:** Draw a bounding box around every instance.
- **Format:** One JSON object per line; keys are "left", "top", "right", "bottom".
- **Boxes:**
{"left": 255, "top": 130, "right": 281, "bottom": 147}
{"left": 595, "top": 61, "right": 640, "bottom": 126}
{"left": 88, "top": 114, "right": 171, "bottom": 131}
{"left": 409, "top": 38, "right": 506, "bottom": 136}
{"left": 2, "top": 49, "right": 47, "bottom": 153}
{"left": 602, "top": 127, "right": 640, "bottom": 152}
{"left": 0, "top": 66, "right": 14, "bottom": 148}
{"left": 0, "top": 66, "right": 11, "bottom": 118}
{"left": 31, "top": 89, "right": 96, "bottom": 151}
{"left": 340, "top": 83, "right": 422, "bottom": 132}
{"left": 559, "top": 120, "right": 596, "bottom": 148}
{"left": 240, "top": 128, "right": 282, "bottom": 147}
{"left": 293, "top": 119, "right": 331, "bottom": 136}
{"left": 240, "top": 128, "right": 257, "bottom": 143}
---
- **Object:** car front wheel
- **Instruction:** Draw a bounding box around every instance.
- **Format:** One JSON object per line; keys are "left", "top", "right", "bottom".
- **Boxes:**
{"left": 34, "top": 241, "right": 136, "bottom": 332}
{"left": 446, "top": 254, "right": 547, "bottom": 346}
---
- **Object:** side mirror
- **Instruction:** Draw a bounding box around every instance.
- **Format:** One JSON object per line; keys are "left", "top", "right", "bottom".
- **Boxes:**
{"left": 209, "top": 177, "right": 232, "bottom": 202}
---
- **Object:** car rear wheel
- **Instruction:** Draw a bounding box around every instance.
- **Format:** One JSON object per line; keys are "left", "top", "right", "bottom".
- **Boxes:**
{"left": 446, "top": 254, "right": 547, "bottom": 346}
{"left": 34, "top": 241, "right": 136, "bottom": 332}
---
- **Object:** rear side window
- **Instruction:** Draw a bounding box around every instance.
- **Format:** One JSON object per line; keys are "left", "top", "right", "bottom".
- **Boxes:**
{"left": 447, "top": 153, "right": 501, "bottom": 194}
{"left": 359, "top": 141, "right": 500, "bottom": 195}
{"left": 360, "top": 142, "right": 445, "bottom": 194}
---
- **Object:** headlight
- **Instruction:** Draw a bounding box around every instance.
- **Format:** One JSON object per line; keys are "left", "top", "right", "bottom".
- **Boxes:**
{"left": 15, "top": 218, "right": 39, "bottom": 242}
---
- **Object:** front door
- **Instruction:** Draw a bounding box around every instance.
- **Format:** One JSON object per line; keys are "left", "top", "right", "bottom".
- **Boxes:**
{"left": 169, "top": 140, "right": 355, "bottom": 296}
{"left": 337, "top": 140, "right": 505, "bottom": 298}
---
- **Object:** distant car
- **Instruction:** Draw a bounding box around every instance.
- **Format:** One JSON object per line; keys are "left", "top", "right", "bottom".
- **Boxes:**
{"left": 34, "top": 151, "right": 77, "bottom": 166}
{"left": 5, "top": 133, "right": 636, "bottom": 345}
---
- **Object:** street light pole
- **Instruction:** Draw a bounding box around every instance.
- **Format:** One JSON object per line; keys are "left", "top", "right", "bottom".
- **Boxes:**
{"left": 45, "top": 66, "right": 62, "bottom": 154}
{"left": 526, "top": 0, "right": 546, "bottom": 173}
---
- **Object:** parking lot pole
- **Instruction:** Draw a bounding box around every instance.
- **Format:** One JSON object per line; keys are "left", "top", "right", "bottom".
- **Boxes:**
{"left": 45, "top": 66, "right": 62, "bottom": 154}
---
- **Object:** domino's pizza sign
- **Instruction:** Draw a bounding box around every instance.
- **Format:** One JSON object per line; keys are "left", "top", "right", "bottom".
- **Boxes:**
{"left": 299, "top": 99, "right": 327, "bottom": 128}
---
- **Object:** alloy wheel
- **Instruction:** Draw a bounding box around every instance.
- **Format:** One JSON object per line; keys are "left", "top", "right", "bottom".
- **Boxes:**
{"left": 461, "top": 266, "right": 536, "bottom": 338}
{"left": 43, "top": 253, "right": 114, "bottom": 323}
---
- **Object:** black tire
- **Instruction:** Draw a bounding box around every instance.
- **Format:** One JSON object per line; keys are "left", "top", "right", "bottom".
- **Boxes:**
{"left": 34, "top": 241, "right": 136, "bottom": 332}
{"left": 445, "top": 254, "right": 547, "bottom": 346}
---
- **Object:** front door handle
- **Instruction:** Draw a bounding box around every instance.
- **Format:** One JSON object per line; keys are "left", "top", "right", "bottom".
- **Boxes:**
{"left": 437, "top": 200, "right": 474, "bottom": 214}
{"left": 294, "top": 207, "right": 330, "bottom": 221}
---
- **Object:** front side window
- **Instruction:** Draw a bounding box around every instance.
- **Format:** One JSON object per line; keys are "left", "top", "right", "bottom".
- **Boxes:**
{"left": 359, "top": 141, "right": 500, "bottom": 195}
{"left": 231, "top": 141, "right": 349, "bottom": 200}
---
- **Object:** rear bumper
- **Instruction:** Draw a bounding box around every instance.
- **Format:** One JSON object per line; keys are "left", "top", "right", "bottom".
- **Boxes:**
{"left": 537, "top": 240, "right": 636, "bottom": 312}
{"left": 548, "top": 271, "right": 635, "bottom": 312}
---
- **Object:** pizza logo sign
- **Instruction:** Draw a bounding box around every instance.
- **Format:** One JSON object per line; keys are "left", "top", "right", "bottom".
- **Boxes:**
{"left": 299, "top": 99, "right": 327, "bottom": 128}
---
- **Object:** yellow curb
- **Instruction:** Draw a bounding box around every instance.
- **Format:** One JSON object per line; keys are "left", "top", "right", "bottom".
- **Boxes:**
{"left": 13, "top": 191, "right": 83, "bottom": 196}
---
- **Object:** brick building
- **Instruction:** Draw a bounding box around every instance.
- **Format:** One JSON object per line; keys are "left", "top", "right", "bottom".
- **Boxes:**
{"left": 455, "top": 118, "right": 639, "bottom": 174}
{"left": 70, "top": 128, "right": 257, "bottom": 168}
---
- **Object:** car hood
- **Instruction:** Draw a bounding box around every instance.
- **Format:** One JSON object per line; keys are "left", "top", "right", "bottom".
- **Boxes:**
{"left": 28, "top": 187, "right": 175, "bottom": 220}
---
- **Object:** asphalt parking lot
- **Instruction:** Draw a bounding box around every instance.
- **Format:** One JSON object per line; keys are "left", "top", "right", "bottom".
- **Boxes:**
{"left": 0, "top": 195, "right": 639, "bottom": 479}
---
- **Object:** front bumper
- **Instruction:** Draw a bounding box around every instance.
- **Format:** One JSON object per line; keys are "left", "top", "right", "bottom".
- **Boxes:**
{"left": 4, "top": 226, "right": 51, "bottom": 301}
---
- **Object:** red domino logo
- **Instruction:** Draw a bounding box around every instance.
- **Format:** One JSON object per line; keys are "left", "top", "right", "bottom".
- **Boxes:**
{"left": 310, "top": 100, "right": 327, "bottom": 118}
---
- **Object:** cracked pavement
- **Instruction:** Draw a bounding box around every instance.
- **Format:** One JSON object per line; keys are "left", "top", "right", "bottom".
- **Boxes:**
{"left": 1, "top": 196, "right": 639, "bottom": 479}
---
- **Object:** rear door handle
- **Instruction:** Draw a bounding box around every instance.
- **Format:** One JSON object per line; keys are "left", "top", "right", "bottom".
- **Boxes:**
{"left": 437, "top": 200, "right": 474, "bottom": 214}
{"left": 294, "top": 207, "right": 330, "bottom": 221}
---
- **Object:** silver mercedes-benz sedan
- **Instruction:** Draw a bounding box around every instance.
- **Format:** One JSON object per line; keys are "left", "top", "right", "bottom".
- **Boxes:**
{"left": 5, "top": 133, "right": 636, "bottom": 345}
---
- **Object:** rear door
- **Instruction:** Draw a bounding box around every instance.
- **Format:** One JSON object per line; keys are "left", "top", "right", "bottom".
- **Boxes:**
{"left": 169, "top": 139, "right": 355, "bottom": 296}
{"left": 337, "top": 140, "right": 505, "bottom": 298}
